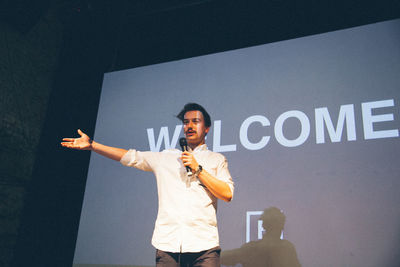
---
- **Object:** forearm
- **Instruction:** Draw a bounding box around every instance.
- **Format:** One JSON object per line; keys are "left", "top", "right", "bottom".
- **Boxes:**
{"left": 197, "top": 169, "right": 232, "bottom": 202}
{"left": 91, "top": 141, "right": 128, "bottom": 162}
{"left": 180, "top": 151, "right": 233, "bottom": 201}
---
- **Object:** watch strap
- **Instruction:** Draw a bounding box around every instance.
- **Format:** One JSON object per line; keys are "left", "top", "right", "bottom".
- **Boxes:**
{"left": 194, "top": 165, "right": 203, "bottom": 176}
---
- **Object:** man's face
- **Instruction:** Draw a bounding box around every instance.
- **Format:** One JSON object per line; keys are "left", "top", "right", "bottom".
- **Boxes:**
{"left": 183, "top": 110, "right": 210, "bottom": 148}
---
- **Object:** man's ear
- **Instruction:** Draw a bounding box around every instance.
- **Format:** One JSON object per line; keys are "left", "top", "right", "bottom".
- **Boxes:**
{"left": 205, "top": 127, "right": 210, "bottom": 135}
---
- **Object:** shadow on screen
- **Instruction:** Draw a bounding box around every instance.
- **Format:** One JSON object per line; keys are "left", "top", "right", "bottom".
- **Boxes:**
{"left": 221, "top": 207, "right": 301, "bottom": 267}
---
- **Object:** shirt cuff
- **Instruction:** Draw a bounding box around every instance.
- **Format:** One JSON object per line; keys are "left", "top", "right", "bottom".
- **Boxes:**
{"left": 120, "top": 149, "right": 136, "bottom": 166}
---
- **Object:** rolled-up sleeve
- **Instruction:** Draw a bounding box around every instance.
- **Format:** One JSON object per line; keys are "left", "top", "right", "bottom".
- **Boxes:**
{"left": 217, "top": 157, "right": 234, "bottom": 199}
{"left": 120, "top": 149, "right": 154, "bottom": 172}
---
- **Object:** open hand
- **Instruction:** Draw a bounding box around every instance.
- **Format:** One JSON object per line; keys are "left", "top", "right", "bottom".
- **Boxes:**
{"left": 61, "top": 129, "right": 92, "bottom": 150}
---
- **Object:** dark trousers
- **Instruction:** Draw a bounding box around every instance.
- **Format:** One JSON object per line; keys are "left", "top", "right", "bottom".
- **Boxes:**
{"left": 156, "top": 246, "right": 221, "bottom": 267}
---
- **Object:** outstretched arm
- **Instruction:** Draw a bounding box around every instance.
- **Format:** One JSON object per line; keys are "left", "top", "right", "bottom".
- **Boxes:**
{"left": 61, "top": 129, "right": 128, "bottom": 161}
{"left": 181, "top": 151, "right": 233, "bottom": 202}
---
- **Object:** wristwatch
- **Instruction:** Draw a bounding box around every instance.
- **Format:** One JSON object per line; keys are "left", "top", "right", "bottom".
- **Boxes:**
{"left": 194, "top": 165, "right": 203, "bottom": 177}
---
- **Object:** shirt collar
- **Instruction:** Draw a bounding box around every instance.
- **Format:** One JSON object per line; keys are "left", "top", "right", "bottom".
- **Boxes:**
{"left": 188, "top": 144, "right": 208, "bottom": 152}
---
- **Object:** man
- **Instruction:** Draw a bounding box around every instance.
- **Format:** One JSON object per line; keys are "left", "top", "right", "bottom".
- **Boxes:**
{"left": 61, "top": 103, "right": 234, "bottom": 267}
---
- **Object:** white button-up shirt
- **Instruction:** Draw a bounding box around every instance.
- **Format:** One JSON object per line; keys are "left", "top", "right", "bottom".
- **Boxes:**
{"left": 120, "top": 144, "right": 234, "bottom": 253}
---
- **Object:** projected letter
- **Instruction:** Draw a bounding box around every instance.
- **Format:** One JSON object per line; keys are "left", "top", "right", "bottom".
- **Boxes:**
{"left": 213, "top": 120, "right": 236, "bottom": 152}
{"left": 362, "top": 99, "right": 399, "bottom": 139}
{"left": 275, "top": 110, "right": 310, "bottom": 147}
{"left": 315, "top": 104, "right": 356, "bottom": 144}
{"left": 240, "top": 115, "right": 270, "bottom": 150}
{"left": 147, "top": 125, "right": 183, "bottom": 152}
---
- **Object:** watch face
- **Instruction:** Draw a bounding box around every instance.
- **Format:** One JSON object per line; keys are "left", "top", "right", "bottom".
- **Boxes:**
{"left": 195, "top": 165, "right": 202, "bottom": 176}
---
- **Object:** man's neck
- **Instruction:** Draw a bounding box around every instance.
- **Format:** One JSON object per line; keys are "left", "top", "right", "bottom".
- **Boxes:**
{"left": 188, "top": 141, "right": 205, "bottom": 151}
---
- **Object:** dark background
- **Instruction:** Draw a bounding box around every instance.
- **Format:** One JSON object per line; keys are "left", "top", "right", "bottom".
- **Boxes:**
{"left": 0, "top": 0, "right": 399, "bottom": 266}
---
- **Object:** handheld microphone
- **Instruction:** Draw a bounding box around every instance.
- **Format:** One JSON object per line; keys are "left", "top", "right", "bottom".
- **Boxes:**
{"left": 179, "top": 137, "right": 193, "bottom": 176}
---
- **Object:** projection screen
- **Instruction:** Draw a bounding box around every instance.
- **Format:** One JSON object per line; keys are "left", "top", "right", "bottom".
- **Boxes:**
{"left": 73, "top": 19, "right": 400, "bottom": 267}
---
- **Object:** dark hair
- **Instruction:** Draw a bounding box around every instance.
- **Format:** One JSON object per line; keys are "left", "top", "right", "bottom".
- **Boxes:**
{"left": 260, "top": 207, "right": 286, "bottom": 231}
{"left": 176, "top": 103, "right": 211, "bottom": 128}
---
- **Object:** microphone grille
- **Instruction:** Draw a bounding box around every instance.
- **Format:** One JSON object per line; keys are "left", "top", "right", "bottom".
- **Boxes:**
{"left": 179, "top": 137, "right": 187, "bottom": 147}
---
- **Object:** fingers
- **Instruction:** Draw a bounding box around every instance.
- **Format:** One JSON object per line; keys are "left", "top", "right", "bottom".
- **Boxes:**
{"left": 181, "top": 159, "right": 191, "bottom": 167}
{"left": 62, "top": 129, "right": 84, "bottom": 142}
{"left": 61, "top": 130, "right": 90, "bottom": 150}
{"left": 60, "top": 142, "right": 83, "bottom": 149}
{"left": 181, "top": 151, "right": 193, "bottom": 157}
{"left": 60, "top": 142, "right": 74, "bottom": 148}
{"left": 180, "top": 152, "right": 198, "bottom": 169}
{"left": 62, "top": 138, "right": 76, "bottom": 141}
{"left": 180, "top": 153, "right": 190, "bottom": 161}
{"left": 61, "top": 141, "right": 75, "bottom": 146}
{"left": 180, "top": 153, "right": 192, "bottom": 160}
